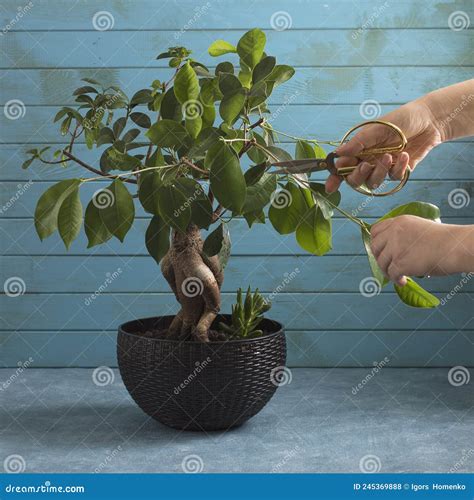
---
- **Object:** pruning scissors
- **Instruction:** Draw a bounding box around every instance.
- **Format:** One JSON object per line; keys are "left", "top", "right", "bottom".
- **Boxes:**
{"left": 269, "top": 120, "right": 409, "bottom": 197}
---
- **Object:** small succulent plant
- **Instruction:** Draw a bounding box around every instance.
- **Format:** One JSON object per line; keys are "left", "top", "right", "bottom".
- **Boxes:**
{"left": 219, "top": 287, "right": 272, "bottom": 339}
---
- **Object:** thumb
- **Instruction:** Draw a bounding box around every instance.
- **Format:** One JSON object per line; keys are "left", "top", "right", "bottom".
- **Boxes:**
{"left": 335, "top": 123, "right": 390, "bottom": 157}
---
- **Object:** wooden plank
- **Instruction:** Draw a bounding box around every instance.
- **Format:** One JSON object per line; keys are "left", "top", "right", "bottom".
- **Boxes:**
{"left": 0, "top": 217, "right": 471, "bottom": 257}
{"left": 3, "top": 142, "right": 474, "bottom": 181}
{"left": 2, "top": 0, "right": 471, "bottom": 30}
{"left": 3, "top": 67, "right": 473, "bottom": 106}
{"left": 1, "top": 179, "right": 472, "bottom": 219}
{"left": 1, "top": 329, "right": 473, "bottom": 368}
{"left": 3, "top": 105, "right": 474, "bottom": 144}
{"left": 1, "top": 255, "right": 470, "bottom": 294}
{"left": 0, "top": 292, "right": 472, "bottom": 330}
{"left": 2, "top": 30, "right": 472, "bottom": 69}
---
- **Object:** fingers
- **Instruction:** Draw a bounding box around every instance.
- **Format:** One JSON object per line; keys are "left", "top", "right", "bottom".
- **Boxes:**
{"left": 390, "top": 151, "right": 410, "bottom": 180}
{"left": 365, "top": 153, "right": 392, "bottom": 189}
{"left": 325, "top": 173, "right": 343, "bottom": 194}
{"left": 345, "top": 162, "right": 374, "bottom": 188}
{"left": 335, "top": 123, "right": 390, "bottom": 157}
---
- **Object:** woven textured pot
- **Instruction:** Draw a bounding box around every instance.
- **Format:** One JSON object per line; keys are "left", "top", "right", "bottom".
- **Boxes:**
{"left": 117, "top": 315, "right": 286, "bottom": 431}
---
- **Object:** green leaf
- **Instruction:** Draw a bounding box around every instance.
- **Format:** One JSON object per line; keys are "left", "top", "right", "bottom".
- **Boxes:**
{"left": 215, "top": 62, "right": 234, "bottom": 75}
{"left": 106, "top": 147, "right": 141, "bottom": 171}
{"left": 206, "top": 141, "right": 246, "bottom": 213}
{"left": 296, "top": 140, "right": 316, "bottom": 159}
{"left": 208, "top": 40, "right": 237, "bottom": 57}
{"left": 246, "top": 132, "right": 267, "bottom": 164}
{"left": 187, "top": 127, "right": 222, "bottom": 158}
{"left": 138, "top": 169, "right": 163, "bottom": 215}
{"left": 242, "top": 173, "right": 276, "bottom": 214}
{"left": 267, "top": 65, "right": 295, "bottom": 87}
{"left": 145, "top": 215, "right": 170, "bottom": 265}
{"left": 146, "top": 119, "right": 191, "bottom": 149}
{"left": 84, "top": 199, "right": 112, "bottom": 248}
{"left": 361, "top": 225, "right": 389, "bottom": 287}
{"left": 113, "top": 117, "right": 127, "bottom": 138}
{"left": 130, "top": 89, "right": 153, "bottom": 106}
{"left": 378, "top": 202, "right": 441, "bottom": 223}
{"left": 252, "top": 56, "right": 276, "bottom": 84}
{"left": 203, "top": 223, "right": 224, "bottom": 257}
{"left": 218, "top": 73, "right": 242, "bottom": 95}
{"left": 96, "top": 127, "right": 115, "bottom": 146}
{"left": 73, "top": 86, "right": 98, "bottom": 96}
{"left": 296, "top": 206, "right": 332, "bottom": 256}
{"left": 159, "top": 88, "right": 181, "bottom": 121}
{"left": 22, "top": 157, "right": 35, "bottom": 170}
{"left": 178, "top": 178, "right": 213, "bottom": 229}
{"left": 130, "top": 112, "right": 151, "bottom": 128}
{"left": 122, "top": 128, "right": 140, "bottom": 143}
{"left": 98, "top": 179, "right": 135, "bottom": 242}
{"left": 174, "top": 61, "right": 200, "bottom": 104}
{"left": 158, "top": 181, "right": 192, "bottom": 232}
{"left": 268, "top": 182, "right": 308, "bottom": 234}
{"left": 309, "top": 182, "right": 341, "bottom": 219}
{"left": 244, "top": 163, "right": 266, "bottom": 186}
{"left": 236, "top": 29, "right": 266, "bottom": 69}
{"left": 58, "top": 187, "right": 83, "bottom": 249}
{"left": 219, "top": 89, "right": 246, "bottom": 125}
{"left": 34, "top": 179, "right": 81, "bottom": 240}
{"left": 394, "top": 278, "right": 440, "bottom": 308}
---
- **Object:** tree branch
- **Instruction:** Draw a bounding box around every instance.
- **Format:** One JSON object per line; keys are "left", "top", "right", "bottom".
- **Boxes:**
{"left": 61, "top": 150, "right": 137, "bottom": 184}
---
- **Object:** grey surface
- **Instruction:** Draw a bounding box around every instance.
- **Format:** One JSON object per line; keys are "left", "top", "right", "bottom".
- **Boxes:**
{"left": 0, "top": 368, "right": 472, "bottom": 473}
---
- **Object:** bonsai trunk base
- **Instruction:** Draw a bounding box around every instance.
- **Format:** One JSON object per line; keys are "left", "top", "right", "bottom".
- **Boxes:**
{"left": 117, "top": 315, "right": 286, "bottom": 431}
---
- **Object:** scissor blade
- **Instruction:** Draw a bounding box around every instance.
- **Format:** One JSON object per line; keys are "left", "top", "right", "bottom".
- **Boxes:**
{"left": 270, "top": 158, "right": 328, "bottom": 175}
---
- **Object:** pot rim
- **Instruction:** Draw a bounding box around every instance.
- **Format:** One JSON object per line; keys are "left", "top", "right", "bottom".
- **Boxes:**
{"left": 118, "top": 314, "right": 284, "bottom": 344}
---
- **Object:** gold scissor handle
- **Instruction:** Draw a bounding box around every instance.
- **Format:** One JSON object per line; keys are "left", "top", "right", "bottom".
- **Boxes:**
{"left": 337, "top": 120, "right": 409, "bottom": 197}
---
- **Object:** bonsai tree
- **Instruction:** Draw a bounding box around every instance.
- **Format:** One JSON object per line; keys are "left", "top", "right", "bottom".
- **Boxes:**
{"left": 24, "top": 29, "right": 440, "bottom": 343}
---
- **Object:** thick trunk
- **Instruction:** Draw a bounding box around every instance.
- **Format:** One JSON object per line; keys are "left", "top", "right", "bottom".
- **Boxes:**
{"left": 161, "top": 224, "right": 223, "bottom": 342}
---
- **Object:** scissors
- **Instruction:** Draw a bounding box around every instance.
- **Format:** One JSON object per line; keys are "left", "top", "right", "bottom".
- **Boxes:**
{"left": 269, "top": 120, "right": 409, "bottom": 197}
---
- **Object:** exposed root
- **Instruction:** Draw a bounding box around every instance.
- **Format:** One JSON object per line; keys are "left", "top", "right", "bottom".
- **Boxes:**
{"left": 160, "top": 224, "right": 223, "bottom": 342}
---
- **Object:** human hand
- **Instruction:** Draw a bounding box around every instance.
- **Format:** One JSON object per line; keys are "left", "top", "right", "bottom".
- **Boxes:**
{"left": 325, "top": 99, "right": 443, "bottom": 193}
{"left": 370, "top": 215, "right": 473, "bottom": 286}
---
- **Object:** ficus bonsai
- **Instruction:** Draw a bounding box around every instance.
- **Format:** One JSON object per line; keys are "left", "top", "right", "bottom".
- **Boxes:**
{"left": 24, "top": 28, "right": 440, "bottom": 343}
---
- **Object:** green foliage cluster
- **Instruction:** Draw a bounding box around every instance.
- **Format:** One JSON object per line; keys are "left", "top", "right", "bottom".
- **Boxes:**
{"left": 25, "top": 28, "right": 440, "bottom": 309}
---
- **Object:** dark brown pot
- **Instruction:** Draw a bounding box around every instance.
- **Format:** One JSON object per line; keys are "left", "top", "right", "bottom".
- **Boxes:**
{"left": 117, "top": 315, "right": 286, "bottom": 431}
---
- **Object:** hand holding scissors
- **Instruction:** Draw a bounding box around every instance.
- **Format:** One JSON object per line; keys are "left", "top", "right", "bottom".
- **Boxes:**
{"left": 269, "top": 120, "right": 409, "bottom": 197}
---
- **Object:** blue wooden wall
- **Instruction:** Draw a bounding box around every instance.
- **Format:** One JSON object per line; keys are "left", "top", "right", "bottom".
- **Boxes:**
{"left": 0, "top": 0, "right": 473, "bottom": 367}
